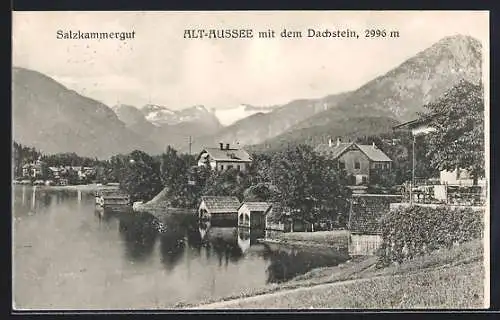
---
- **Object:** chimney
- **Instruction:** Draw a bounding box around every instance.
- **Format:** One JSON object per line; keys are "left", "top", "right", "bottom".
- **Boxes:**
{"left": 336, "top": 138, "right": 341, "bottom": 147}
{"left": 328, "top": 138, "right": 333, "bottom": 147}
{"left": 219, "top": 142, "right": 224, "bottom": 150}
{"left": 226, "top": 143, "right": 230, "bottom": 150}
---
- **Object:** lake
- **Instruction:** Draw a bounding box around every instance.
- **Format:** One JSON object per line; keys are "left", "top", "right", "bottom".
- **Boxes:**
{"left": 12, "top": 185, "right": 348, "bottom": 310}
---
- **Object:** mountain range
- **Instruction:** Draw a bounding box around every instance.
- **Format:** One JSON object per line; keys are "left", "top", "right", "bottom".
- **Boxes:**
{"left": 254, "top": 34, "right": 482, "bottom": 151}
{"left": 12, "top": 67, "right": 158, "bottom": 158}
{"left": 12, "top": 34, "right": 482, "bottom": 158}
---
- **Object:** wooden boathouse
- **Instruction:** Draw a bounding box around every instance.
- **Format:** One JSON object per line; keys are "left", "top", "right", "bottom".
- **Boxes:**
{"left": 198, "top": 196, "right": 241, "bottom": 224}
{"left": 237, "top": 202, "right": 272, "bottom": 229}
{"left": 95, "top": 188, "right": 131, "bottom": 210}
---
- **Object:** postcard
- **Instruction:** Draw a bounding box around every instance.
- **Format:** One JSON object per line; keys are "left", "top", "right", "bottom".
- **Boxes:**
{"left": 12, "top": 10, "right": 490, "bottom": 310}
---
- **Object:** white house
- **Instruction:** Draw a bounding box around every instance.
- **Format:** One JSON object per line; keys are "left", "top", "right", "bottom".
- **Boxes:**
{"left": 393, "top": 114, "right": 484, "bottom": 186}
{"left": 197, "top": 143, "right": 252, "bottom": 172}
{"left": 22, "top": 157, "right": 44, "bottom": 178}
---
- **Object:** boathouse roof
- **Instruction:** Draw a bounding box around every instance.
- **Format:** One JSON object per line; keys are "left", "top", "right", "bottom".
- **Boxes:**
{"left": 239, "top": 202, "right": 272, "bottom": 213}
{"left": 200, "top": 196, "right": 241, "bottom": 213}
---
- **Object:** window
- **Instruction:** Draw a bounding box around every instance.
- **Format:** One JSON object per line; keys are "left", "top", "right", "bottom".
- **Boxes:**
{"left": 339, "top": 161, "right": 345, "bottom": 169}
{"left": 354, "top": 161, "right": 360, "bottom": 169}
{"left": 228, "top": 165, "right": 233, "bottom": 170}
{"left": 220, "top": 165, "right": 224, "bottom": 170}
{"left": 237, "top": 165, "right": 241, "bottom": 171}
{"left": 362, "top": 176, "right": 367, "bottom": 184}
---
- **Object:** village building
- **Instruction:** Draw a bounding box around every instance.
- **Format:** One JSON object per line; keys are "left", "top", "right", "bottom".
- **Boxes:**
{"left": 260, "top": 203, "right": 316, "bottom": 235}
{"left": 315, "top": 138, "right": 393, "bottom": 185}
{"left": 198, "top": 196, "right": 241, "bottom": 223}
{"left": 237, "top": 202, "right": 272, "bottom": 229}
{"left": 393, "top": 115, "right": 486, "bottom": 187}
{"left": 22, "top": 157, "right": 44, "bottom": 178}
{"left": 196, "top": 143, "right": 252, "bottom": 172}
{"left": 48, "top": 167, "right": 62, "bottom": 178}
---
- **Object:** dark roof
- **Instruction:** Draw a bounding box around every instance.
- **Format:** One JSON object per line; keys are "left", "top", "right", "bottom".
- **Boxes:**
{"left": 198, "top": 147, "right": 252, "bottom": 162}
{"left": 392, "top": 112, "right": 442, "bottom": 130}
{"left": 357, "top": 144, "right": 392, "bottom": 162}
{"left": 316, "top": 142, "right": 392, "bottom": 162}
{"left": 200, "top": 196, "right": 241, "bottom": 213}
{"left": 315, "top": 142, "right": 353, "bottom": 159}
{"left": 239, "top": 202, "right": 272, "bottom": 213}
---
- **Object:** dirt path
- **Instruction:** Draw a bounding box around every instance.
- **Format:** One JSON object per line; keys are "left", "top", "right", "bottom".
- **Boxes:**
{"left": 190, "top": 262, "right": 472, "bottom": 309}
{"left": 190, "top": 275, "right": 391, "bottom": 309}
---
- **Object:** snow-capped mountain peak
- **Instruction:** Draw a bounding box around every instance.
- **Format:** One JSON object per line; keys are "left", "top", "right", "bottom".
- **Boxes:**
{"left": 214, "top": 104, "right": 276, "bottom": 126}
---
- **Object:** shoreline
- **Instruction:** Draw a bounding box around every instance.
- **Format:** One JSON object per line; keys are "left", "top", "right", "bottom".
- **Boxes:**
{"left": 182, "top": 239, "right": 483, "bottom": 309}
{"left": 13, "top": 183, "right": 119, "bottom": 192}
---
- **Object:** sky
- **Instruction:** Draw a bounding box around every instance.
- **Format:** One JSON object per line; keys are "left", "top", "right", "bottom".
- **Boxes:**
{"left": 12, "top": 11, "right": 489, "bottom": 110}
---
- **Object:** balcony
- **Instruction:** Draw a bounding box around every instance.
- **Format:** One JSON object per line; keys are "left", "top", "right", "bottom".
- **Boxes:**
{"left": 401, "top": 179, "right": 486, "bottom": 206}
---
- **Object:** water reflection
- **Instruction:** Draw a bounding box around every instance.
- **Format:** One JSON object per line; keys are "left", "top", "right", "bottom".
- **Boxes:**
{"left": 204, "top": 227, "right": 244, "bottom": 267}
{"left": 158, "top": 220, "right": 186, "bottom": 271}
{"left": 264, "top": 246, "right": 349, "bottom": 284}
{"left": 118, "top": 212, "right": 158, "bottom": 263}
{"left": 14, "top": 186, "right": 350, "bottom": 309}
{"left": 95, "top": 208, "right": 116, "bottom": 223}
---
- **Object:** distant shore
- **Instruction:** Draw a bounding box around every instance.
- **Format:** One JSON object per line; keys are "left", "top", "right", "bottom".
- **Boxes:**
{"left": 13, "top": 183, "right": 119, "bottom": 192}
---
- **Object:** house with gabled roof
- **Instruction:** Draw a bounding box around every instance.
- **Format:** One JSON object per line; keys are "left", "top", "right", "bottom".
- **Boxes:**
{"left": 315, "top": 138, "right": 392, "bottom": 185}
{"left": 197, "top": 143, "right": 252, "bottom": 172}
{"left": 198, "top": 196, "right": 241, "bottom": 223}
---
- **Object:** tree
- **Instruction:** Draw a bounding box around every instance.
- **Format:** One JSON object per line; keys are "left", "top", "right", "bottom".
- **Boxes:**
{"left": 107, "top": 154, "right": 129, "bottom": 183}
{"left": 120, "top": 150, "right": 163, "bottom": 202}
{"left": 243, "top": 182, "right": 278, "bottom": 202}
{"left": 160, "top": 146, "right": 193, "bottom": 188}
{"left": 157, "top": 146, "right": 201, "bottom": 208}
{"left": 266, "top": 144, "right": 349, "bottom": 224}
{"left": 66, "top": 168, "right": 79, "bottom": 185}
{"left": 422, "top": 80, "right": 485, "bottom": 183}
{"left": 202, "top": 168, "right": 252, "bottom": 201}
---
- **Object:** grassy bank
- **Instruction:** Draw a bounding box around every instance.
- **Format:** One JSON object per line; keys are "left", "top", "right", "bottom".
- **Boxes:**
{"left": 185, "top": 239, "right": 484, "bottom": 309}
{"left": 275, "top": 230, "right": 349, "bottom": 250}
{"left": 203, "top": 260, "right": 483, "bottom": 309}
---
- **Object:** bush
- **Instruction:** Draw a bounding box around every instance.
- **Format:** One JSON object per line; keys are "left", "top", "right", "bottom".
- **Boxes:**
{"left": 379, "top": 205, "right": 484, "bottom": 264}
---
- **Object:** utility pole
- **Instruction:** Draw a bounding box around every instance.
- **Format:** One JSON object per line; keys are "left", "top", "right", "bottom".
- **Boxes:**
{"left": 188, "top": 136, "right": 192, "bottom": 155}
{"left": 410, "top": 135, "right": 416, "bottom": 205}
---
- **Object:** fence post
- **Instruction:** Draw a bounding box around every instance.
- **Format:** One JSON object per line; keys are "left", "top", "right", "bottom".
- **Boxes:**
{"left": 445, "top": 182, "right": 449, "bottom": 205}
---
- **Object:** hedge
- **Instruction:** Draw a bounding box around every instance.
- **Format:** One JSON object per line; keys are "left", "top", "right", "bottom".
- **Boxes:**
{"left": 378, "top": 205, "right": 484, "bottom": 264}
